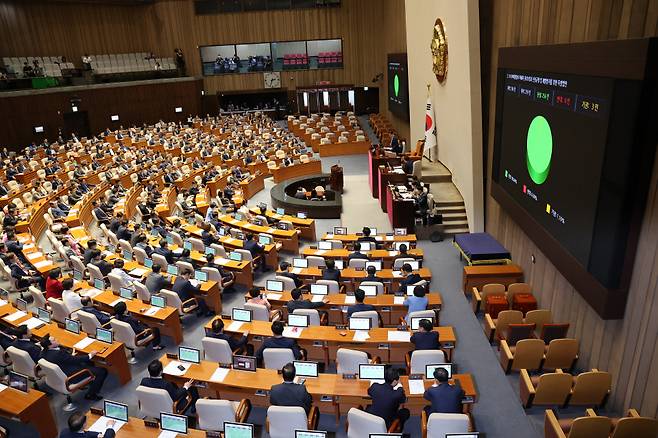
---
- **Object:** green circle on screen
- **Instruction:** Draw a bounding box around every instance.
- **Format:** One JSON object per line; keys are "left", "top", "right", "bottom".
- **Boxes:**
{"left": 394, "top": 74, "right": 400, "bottom": 97}
{"left": 526, "top": 115, "right": 552, "bottom": 185}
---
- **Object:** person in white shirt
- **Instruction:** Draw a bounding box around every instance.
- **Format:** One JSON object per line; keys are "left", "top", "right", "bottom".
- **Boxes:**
{"left": 61, "top": 278, "right": 83, "bottom": 314}
{"left": 110, "top": 259, "right": 135, "bottom": 290}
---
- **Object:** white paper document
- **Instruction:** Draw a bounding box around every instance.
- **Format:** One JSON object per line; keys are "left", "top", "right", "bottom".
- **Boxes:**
{"left": 386, "top": 236, "right": 394, "bottom": 241}
{"left": 163, "top": 360, "right": 191, "bottom": 376}
{"left": 387, "top": 331, "right": 411, "bottom": 342}
{"left": 283, "top": 327, "right": 303, "bottom": 338}
{"left": 392, "top": 271, "right": 403, "bottom": 278}
{"left": 344, "top": 296, "right": 356, "bottom": 304}
{"left": 226, "top": 321, "right": 244, "bottom": 332}
{"left": 352, "top": 330, "right": 370, "bottom": 342}
{"left": 80, "top": 288, "right": 102, "bottom": 298}
{"left": 73, "top": 337, "right": 96, "bottom": 349}
{"left": 158, "top": 431, "right": 179, "bottom": 438}
{"left": 26, "top": 252, "right": 43, "bottom": 260}
{"left": 129, "top": 268, "right": 148, "bottom": 277}
{"left": 33, "top": 260, "right": 52, "bottom": 269}
{"left": 408, "top": 379, "right": 426, "bottom": 395}
{"left": 4, "top": 311, "right": 26, "bottom": 322}
{"left": 144, "top": 307, "right": 159, "bottom": 316}
{"left": 291, "top": 267, "right": 302, "bottom": 274}
{"left": 266, "top": 293, "right": 282, "bottom": 300}
{"left": 88, "top": 416, "right": 126, "bottom": 433}
{"left": 388, "top": 251, "right": 398, "bottom": 257}
{"left": 311, "top": 295, "right": 324, "bottom": 302}
{"left": 325, "top": 234, "right": 334, "bottom": 239}
{"left": 23, "top": 317, "right": 45, "bottom": 330}
{"left": 369, "top": 380, "right": 385, "bottom": 386}
{"left": 209, "top": 367, "right": 230, "bottom": 383}
{"left": 315, "top": 250, "right": 327, "bottom": 255}
{"left": 393, "top": 296, "right": 405, "bottom": 305}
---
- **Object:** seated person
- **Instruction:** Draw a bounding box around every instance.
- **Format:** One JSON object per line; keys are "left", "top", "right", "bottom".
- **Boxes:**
{"left": 200, "top": 223, "right": 218, "bottom": 246}
{"left": 114, "top": 301, "right": 163, "bottom": 350}
{"left": 410, "top": 318, "right": 440, "bottom": 350}
{"left": 110, "top": 259, "right": 135, "bottom": 290}
{"left": 246, "top": 287, "right": 280, "bottom": 320}
{"left": 322, "top": 259, "right": 341, "bottom": 282}
{"left": 256, "top": 320, "right": 305, "bottom": 361}
{"left": 243, "top": 233, "right": 266, "bottom": 271}
{"left": 205, "top": 253, "right": 235, "bottom": 286}
{"left": 154, "top": 239, "right": 176, "bottom": 265}
{"left": 90, "top": 249, "right": 113, "bottom": 276}
{"left": 10, "top": 325, "right": 41, "bottom": 363}
{"left": 80, "top": 297, "right": 111, "bottom": 326}
{"left": 294, "top": 187, "right": 307, "bottom": 199}
{"left": 62, "top": 279, "right": 83, "bottom": 314}
{"left": 278, "top": 261, "right": 303, "bottom": 288}
{"left": 61, "top": 411, "right": 116, "bottom": 438}
{"left": 393, "top": 243, "right": 418, "bottom": 262}
{"left": 423, "top": 367, "right": 464, "bottom": 415}
{"left": 347, "top": 288, "right": 376, "bottom": 318}
{"left": 177, "top": 248, "right": 196, "bottom": 267}
{"left": 40, "top": 335, "right": 108, "bottom": 400}
{"left": 357, "top": 227, "right": 378, "bottom": 245}
{"left": 46, "top": 268, "right": 64, "bottom": 300}
{"left": 404, "top": 285, "right": 428, "bottom": 325}
{"left": 348, "top": 243, "right": 369, "bottom": 262}
{"left": 208, "top": 318, "right": 252, "bottom": 355}
{"left": 398, "top": 263, "right": 422, "bottom": 293}
{"left": 363, "top": 265, "right": 382, "bottom": 283}
{"left": 140, "top": 359, "right": 198, "bottom": 413}
{"left": 172, "top": 269, "right": 213, "bottom": 317}
{"left": 285, "top": 287, "right": 327, "bottom": 314}
{"left": 269, "top": 362, "right": 313, "bottom": 414}
{"left": 145, "top": 264, "right": 170, "bottom": 294}
{"left": 366, "top": 367, "right": 409, "bottom": 429}
{"left": 8, "top": 253, "right": 43, "bottom": 289}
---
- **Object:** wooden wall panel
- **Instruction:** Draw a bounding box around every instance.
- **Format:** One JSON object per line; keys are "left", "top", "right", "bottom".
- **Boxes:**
{"left": 484, "top": 0, "right": 658, "bottom": 416}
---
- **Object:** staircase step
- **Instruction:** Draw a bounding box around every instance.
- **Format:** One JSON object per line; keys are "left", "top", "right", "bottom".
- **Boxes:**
{"left": 443, "top": 226, "right": 470, "bottom": 236}
{"left": 443, "top": 220, "right": 469, "bottom": 230}
{"left": 441, "top": 212, "right": 467, "bottom": 222}
{"left": 435, "top": 205, "right": 466, "bottom": 214}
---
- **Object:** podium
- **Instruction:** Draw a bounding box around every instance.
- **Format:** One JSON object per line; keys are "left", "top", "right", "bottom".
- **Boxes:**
{"left": 330, "top": 164, "right": 343, "bottom": 192}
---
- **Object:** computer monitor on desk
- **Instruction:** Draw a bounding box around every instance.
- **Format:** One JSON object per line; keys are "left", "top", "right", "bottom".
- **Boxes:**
{"left": 104, "top": 400, "right": 128, "bottom": 422}
{"left": 359, "top": 364, "right": 385, "bottom": 380}
{"left": 349, "top": 317, "right": 372, "bottom": 331}
{"left": 266, "top": 280, "right": 284, "bottom": 292}
{"left": 160, "top": 413, "right": 187, "bottom": 434}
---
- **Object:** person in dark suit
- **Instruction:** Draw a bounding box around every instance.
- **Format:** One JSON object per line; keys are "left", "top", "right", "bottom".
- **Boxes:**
{"left": 322, "top": 259, "right": 341, "bottom": 282}
{"left": 208, "top": 317, "right": 252, "bottom": 355}
{"left": 366, "top": 367, "right": 410, "bottom": 429}
{"left": 172, "top": 269, "right": 212, "bottom": 316}
{"left": 113, "top": 301, "right": 163, "bottom": 350}
{"left": 423, "top": 367, "right": 464, "bottom": 415}
{"left": 144, "top": 264, "right": 170, "bottom": 295}
{"left": 59, "top": 411, "right": 115, "bottom": 438}
{"left": 347, "top": 288, "right": 376, "bottom": 318}
{"left": 8, "top": 253, "right": 43, "bottom": 289}
{"left": 154, "top": 240, "right": 176, "bottom": 264}
{"left": 205, "top": 254, "right": 235, "bottom": 286}
{"left": 278, "top": 261, "right": 303, "bottom": 288}
{"left": 398, "top": 263, "right": 422, "bottom": 293}
{"left": 390, "top": 134, "right": 402, "bottom": 154}
{"left": 200, "top": 223, "right": 219, "bottom": 246}
{"left": 92, "top": 201, "right": 110, "bottom": 225}
{"left": 83, "top": 240, "right": 98, "bottom": 265}
{"left": 243, "top": 233, "right": 266, "bottom": 271}
{"left": 363, "top": 265, "right": 382, "bottom": 283}
{"left": 10, "top": 325, "right": 41, "bottom": 363}
{"left": 80, "top": 297, "right": 112, "bottom": 326}
{"left": 256, "top": 321, "right": 305, "bottom": 361}
{"left": 108, "top": 213, "right": 123, "bottom": 234}
{"left": 393, "top": 244, "right": 418, "bottom": 263}
{"left": 40, "top": 335, "right": 108, "bottom": 400}
{"left": 401, "top": 156, "right": 414, "bottom": 175}
{"left": 285, "top": 288, "right": 327, "bottom": 314}
{"left": 115, "top": 219, "right": 132, "bottom": 242}
{"left": 269, "top": 362, "right": 313, "bottom": 414}
{"left": 347, "top": 243, "right": 369, "bottom": 262}
{"left": 357, "top": 227, "right": 378, "bottom": 245}
{"left": 140, "top": 360, "right": 198, "bottom": 413}
{"left": 90, "top": 250, "right": 113, "bottom": 277}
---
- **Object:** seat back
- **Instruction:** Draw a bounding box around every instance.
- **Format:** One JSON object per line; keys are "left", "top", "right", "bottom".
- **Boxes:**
{"left": 393, "top": 257, "right": 415, "bottom": 270}
{"left": 151, "top": 253, "right": 169, "bottom": 269}
{"left": 426, "top": 413, "right": 470, "bottom": 436}
{"left": 544, "top": 338, "right": 579, "bottom": 370}
{"left": 570, "top": 371, "right": 612, "bottom": 406}
{"left": 567, "top": 416, "right": 612, "bottom": 438}
{"left": 306, "top": 256, "right": 325, "bottom": 268}
{"left": 118, "top": 239, "right": 132, "bottom": 255}
{"left": 359, "top": 281, "right": 384, "bottom": 295}
{"left": 293, "top": 308, "right": 321, "bottom": 326}
{"left": 267, "top": 406, "right": 308, "bottom": 438}
{"left": 337, "top": 348, "right": 368, "bottom": 374}
{"left": 510, "top": 339, "right": 545, "bottom": 371}
{"left": 70, "top": 256, "right": 87, "bottom": 274}
{"left": 611, "top": 416, "right": 658, "bottom": 438}
{"left": 495, "top": 310, "right": 524, "bottom": 334}
{"left": 107, "top": 273, "right": 126, "bottom": 292}
{"left": 505, "top": 323, "right": 536, "bottom": 345}
{"left": 134, "top": 281, "right": 151, "bottom": 302}
{"left": 6, "top": 346, "right": 37, "bottom": 378}
{"left": 189, "top": 237, "right": 205, "bottom": 252}
{"left": 136, "top": 386, "right": 174, "bottom": 418}
{"left": 524, "top": 309, "right": 552, "bottom": 333}
{"left": 262, "top": 348, "right": 295, "bottom": 370}
{"left": 86, "top": 263, "right": 104, "bottom": 284}
{"left": 351, "top": 310, "right": 379, "bottom": 328}
{"left": 244, "top": 302, "right": 269, "bottom": 321}
{"left": 408, "top": 310, "right": 436, "bottom": 325}
{"left": 176, "top": 261, "right": 194, "bottom": 273}
{"left": 201, "top": 267, "right": 221, "bottom": 283}
{"left": 133, "top": 247, "right": 147, "bottom": 264}
{"left": 160, "top": 290, "right": 183, "bottom": 315}
{"left": 201, "top": 337, "right": 233, "bottom": 364}
{"left": 347, "top": 408, "right": 387, "bottom": 438}
{"left": 110, "top": 319, "right": 137, "bottom": 349}
{"left": 37, "top": 358, "right": 70, "bottom": 395}
{"left": 47, "top": 298, "right": 70, "bottom": 323}
{"left": 210, "top": 244, "right": 228, "bottom": 258}
{"left": 235, "top": 249, "right": 253, "bottom": 262}
{"left": 410, "top": 350, "right": 446, "bottom": 374}
{"left": 533, "top": 372, "right": 573, "bottom": 405}
{"left": 196, "top": 399, "right": 237, "bottom": 431}
{"left": 348, "top": 258, "right": 366, "bottom": 269}
{"left": 481, "top": 283, "right": 506, "bottom": 300}
{"left": 28, "top": 286, "right": 47, "bottom": 308}
{"left": 276, "top": 276, "right": 297, "bottom": 291}
{"left": 76, "top": 310, "right": 101, "bottom": 335}
{"left": 541, "top": 323, "right": 570, "bottom": 344}
{"left": 507, "top": 282, "right": 531, "bottom": 299}
{"left": 315, "top": 279, "right": 340, "bottom": 294}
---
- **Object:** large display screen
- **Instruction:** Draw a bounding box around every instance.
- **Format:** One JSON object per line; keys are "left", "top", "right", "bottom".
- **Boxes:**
{"left": 387, "top": 53, "right": 409, "bottom": 120}
{"left": 495, "top": 70, "right": 612, "bottom": 266}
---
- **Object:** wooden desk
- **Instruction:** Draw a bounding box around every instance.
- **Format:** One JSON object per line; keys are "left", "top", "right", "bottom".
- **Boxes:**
{"left": 248, "top": 207, "right": 316, "bottom": 241}
{"left": 317, "top": 140, "right": 371, "bottom": 157}
{"left": 239, "top": 172, "right": 266, "bottom": 200}
{"left": 86, "top": 412, "right": 206, "bottom": 437}
{"left": 321, "top": 233, "right": 417, "bottom": 247}
{"left": 160, "top": 356, "right": 474, "bottom": 418}
{"left": 462, "top": 264, "right": 524, "bottom": 295}
{"left": 216, "top": 214, "right": 299, "bottom": 253}
{"left": 379, "top": 167, "right": 408, "bottom": 213}
{"left": 300, "top": 247, "right": 423, "bottom": 269}
{"left": 205, "top": 318, "right": 456, "bottom": 363}
{"left": 368, "top": 150, "right": 401, "bottom": 198}
{"left": 282, "top": 267, "right": 432, "bottom": 292}
{"left": 252, "top": 291, "right": 442, "bottom": 326}
{"left": 271, "top": 160, "right": 322, "bottom": 183}
{"left": 0, "top": 385, "right": 57, "bottom": 438}
{"left": 387, "top": 185, "right": 417, "bottom": 232}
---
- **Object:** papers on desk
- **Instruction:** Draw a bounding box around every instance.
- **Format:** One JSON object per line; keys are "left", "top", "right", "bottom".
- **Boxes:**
{"left": 0, "top": 383, "right": 7, "bottom": 392}
{"left": 291, "top": 267, "right": 302, "bottom": 275}
{"left": 344, "top": 296, "right": 356, "bottom": 304}
{"left": 393, "top": 296, "right": 405, "bottom": 305}
{"left": 388, "top": 251, "right": 399, "bottom": 257}
{"left": 369, "top": 380, "right": 385, "bottom": 386}
{"left": 73, "top": 337, "right": 95, "bottom": 350}
{"left": 209, "top": 367, "right": 230, "bottom": 383}
{"left": 109, "top": 298, "right": 127, "bottom": 307}
{"left": 392, "top": 271, "right": 403, "bottom": 278}
{"left": 408, "top": 379, "right": 426, "bottom": 395}
{"left": 163, "top": 360, "right": 191, "bottom": 376}
{"left": 23, "top": 243, "right": 35, "bottom": 250}
{"left": 33, "top": 260, "right": 52, "bottom": 269}
{"left": 189, "top": 279, "right": 200, "bottom": 288}
{"left": 226, "top": 321, "right": 244, "bottom": 332}
{"left": 387, "top": 331, "right": 411, "bottom": 342}
{"left": 216, "top": 257, "right": 230, "bottom": 264}
{"left": 353, "top": 330, "right": 370, "bottom": 342}
{"left": 26, "top": 252, "right": 43, "bottom": 260}
{"left": 374, "top": 236, "right": 383, "bottom": 241}
{"left": 283, "top": 327, "right": 303, "bottom": 338}
{"left": 266, "top": 293, "right": 282, "bottom": 301}
{"left": 23, "top": 317, "right": 45, "bottom": 330}
{"left": 396, "top": 185, "right": 408, "bottom": 192}
{"left": 266, "top": 228, "right": 277, "bottom": 234}
{"left": 158, "top": 431, "right": 179, "bottom": 438}
{"left": 386, "top": 235, "right": 394, "bottom": 241}
{"left": 0, "top": 299, "right": 7, "bottom": 307}
{"left": 325, "top": 234, "right": 334, "bottom": 239}
{"left": 3, "top": 311, "right": 26, "bottom": 322}
{"left": 80, "top": 288, "right": 102, "bottom": 298}
{"left": 88, "top": 416, "right": 126, "bottom": 434}
{"left": 315, "top": 250, "right": 327, "bottom": 255}
{"left": 144, "top": 307, "right": 160, "bottom": 316}
{"left": 311, "top": 295, "right": 324, "bottom": 303}
{"left": 129, "top": 268, "right": 148, "bottom": 277}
